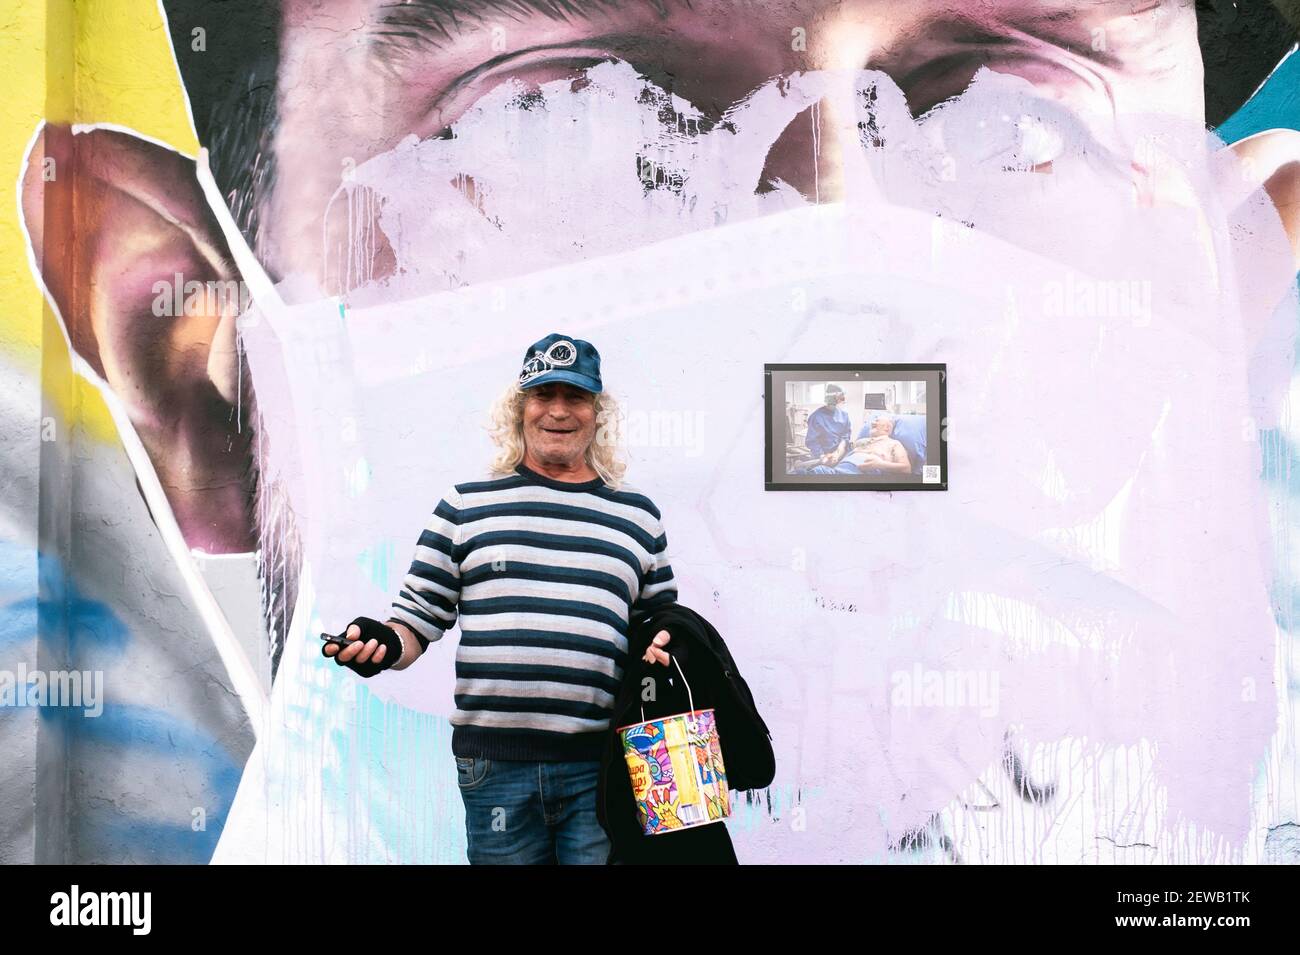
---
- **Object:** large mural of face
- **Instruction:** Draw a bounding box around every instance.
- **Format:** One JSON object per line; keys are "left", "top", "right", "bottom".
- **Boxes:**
{"left": 10, "top": 0, "right": 1300, "bottom": 863}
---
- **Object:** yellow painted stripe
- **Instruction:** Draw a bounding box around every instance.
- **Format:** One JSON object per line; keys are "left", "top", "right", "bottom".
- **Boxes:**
{"left": 2, "top": 0, "right": 199, "bottom": 437}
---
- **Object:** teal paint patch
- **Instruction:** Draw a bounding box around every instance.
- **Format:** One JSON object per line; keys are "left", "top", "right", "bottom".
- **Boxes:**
{"left": 1218, "top": 46, "right": 1300, "bottom": 141}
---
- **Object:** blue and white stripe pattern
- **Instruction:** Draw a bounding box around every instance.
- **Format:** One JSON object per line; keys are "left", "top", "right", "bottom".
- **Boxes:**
{"left": 389, "top": 462, "right": 677, "bottom": 760}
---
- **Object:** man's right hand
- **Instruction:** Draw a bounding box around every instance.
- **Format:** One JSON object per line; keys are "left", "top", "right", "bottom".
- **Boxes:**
{"left": 322, "top": 617, "right": 406, "bottom": 677}
{"left": 323, "top": 623, "right": 392, "bottom": 667}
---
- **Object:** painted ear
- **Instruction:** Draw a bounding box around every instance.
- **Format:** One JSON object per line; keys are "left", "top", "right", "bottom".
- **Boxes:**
{"left": 21, "top": 124, "right": 244, "bottom": 400}
{"left": 1224, "top": 128, "right": 1300, "bottom": 268}
{"left": 20, "top": 124, "right": 254, "bottom": 553}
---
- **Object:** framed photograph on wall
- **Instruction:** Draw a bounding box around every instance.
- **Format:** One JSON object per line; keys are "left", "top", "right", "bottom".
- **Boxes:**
{"left": 764, "top": 364, "right": 948, "bottom": 491}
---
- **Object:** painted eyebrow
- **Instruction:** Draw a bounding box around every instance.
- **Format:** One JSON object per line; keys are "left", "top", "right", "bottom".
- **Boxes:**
{"left": 371, "top": 0, "right": 673, "bottom": 54}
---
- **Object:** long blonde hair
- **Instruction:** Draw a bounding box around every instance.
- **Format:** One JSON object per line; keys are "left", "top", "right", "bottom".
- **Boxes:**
{"left": 486, "top": 380, "right": 628, "bottom": 490}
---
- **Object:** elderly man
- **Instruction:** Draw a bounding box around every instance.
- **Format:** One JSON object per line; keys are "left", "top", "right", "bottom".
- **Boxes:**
{"left": 843, "top": 416, "right": 912, "bottom": 476}
{"left": 322, "top": 333, "right": 678, "bottom": 864}
{"left": 794, "top": 415, "right": 913, "bottom": 476}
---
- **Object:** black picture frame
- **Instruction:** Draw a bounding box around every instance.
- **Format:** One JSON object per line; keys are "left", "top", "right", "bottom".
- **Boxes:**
{"left": 764, "top": 363, "right": 948, "bottom": 491}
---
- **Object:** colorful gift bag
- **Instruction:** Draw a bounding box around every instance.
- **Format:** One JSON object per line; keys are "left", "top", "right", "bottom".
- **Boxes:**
{"left": 617, "top": 656, "right": 731, "bottom": 835}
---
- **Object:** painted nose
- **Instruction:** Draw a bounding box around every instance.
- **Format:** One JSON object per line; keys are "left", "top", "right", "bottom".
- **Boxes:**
{"left": 759, "top": 99, "right": 847, "bottom": 204}
{"left": 755, "top": 17, "right": 883, "bottom": 207}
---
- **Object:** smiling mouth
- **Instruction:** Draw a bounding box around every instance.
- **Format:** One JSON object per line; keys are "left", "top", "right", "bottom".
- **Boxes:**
{"left": 542, "top": 427, "right": 576, "bottom": 434}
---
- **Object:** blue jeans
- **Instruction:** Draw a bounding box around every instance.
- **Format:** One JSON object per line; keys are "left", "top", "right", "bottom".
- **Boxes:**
{"left": 454, "top": 756, "right": 611, "bottom": 864}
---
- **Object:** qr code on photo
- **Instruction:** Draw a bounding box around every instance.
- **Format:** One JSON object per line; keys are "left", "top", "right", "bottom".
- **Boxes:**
{"left": 923, "top": 465, "right": 941, "bottom": 483}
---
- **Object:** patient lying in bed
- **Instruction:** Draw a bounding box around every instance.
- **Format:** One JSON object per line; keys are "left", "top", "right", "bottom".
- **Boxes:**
{"left": 791, "top": 416, "right": 914, "bottom": 476}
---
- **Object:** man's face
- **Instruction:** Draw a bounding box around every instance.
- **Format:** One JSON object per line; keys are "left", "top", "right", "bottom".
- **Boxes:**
{"left": 521, "top": 381, "right": 598, "bottom": 466}
{"left": 44, "top": 0, "right": 1293, "bottom": 564}
{"left": 262, "top": 0, "right": 1204, "bottom": 295}
{"left": 871, "top": 417, "right": 894, "bottom": 437}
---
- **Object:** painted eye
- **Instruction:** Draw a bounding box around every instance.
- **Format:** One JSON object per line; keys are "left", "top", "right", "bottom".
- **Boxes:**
{"left": 430, "top": 53, "right": 622, "bottom": 133}
{"left": 919, "top": 102, "right": 1066, "bottom": 172}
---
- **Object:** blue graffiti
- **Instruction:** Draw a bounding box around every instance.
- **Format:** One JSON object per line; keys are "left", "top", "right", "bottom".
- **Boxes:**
{"left": 1, "top": 540, "right": 243, "bottom": 862}
{"left": 0, "top": 545, "right": 129, "bottom": 654}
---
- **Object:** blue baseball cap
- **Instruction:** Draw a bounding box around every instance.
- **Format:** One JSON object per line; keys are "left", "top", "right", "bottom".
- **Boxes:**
{"left": 517, "top": 333, "right": 603, "bottom": 394}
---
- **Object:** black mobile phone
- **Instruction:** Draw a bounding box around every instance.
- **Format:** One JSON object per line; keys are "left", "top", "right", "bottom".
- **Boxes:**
{"left": 320, "top": 630, "right": 354, "bottom": 647}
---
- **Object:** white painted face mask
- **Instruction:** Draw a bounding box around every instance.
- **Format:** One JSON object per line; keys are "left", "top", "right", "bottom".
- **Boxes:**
{"left": 207, "top": 66, "right": 1297, "bottom": 863}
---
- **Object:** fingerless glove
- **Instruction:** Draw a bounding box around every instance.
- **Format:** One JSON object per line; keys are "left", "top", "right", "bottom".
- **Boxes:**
{"left": 325, "top": 616, "right": 404, "bottom": 678}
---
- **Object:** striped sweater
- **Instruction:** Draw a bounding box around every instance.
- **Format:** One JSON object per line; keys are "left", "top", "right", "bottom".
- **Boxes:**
{"left": 388, "top": 461, "right": 679, "bottom": 761}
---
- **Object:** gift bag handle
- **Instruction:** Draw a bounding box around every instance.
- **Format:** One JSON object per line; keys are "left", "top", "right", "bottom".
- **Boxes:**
{"left": 639, "top": 653, "right": 696, "bottom": 725}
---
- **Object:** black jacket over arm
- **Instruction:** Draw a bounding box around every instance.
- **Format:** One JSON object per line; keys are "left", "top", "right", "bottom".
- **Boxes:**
{"left": 597, "top": 603, "right": 775, "bottom": 864}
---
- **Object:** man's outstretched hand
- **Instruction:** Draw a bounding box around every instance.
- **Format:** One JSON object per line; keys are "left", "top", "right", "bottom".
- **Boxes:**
{"left": 323, "top": 622, "right": 392, "bottom": 667}
{"left": 322, "top": 617, "right": 408, "bottom": 677}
